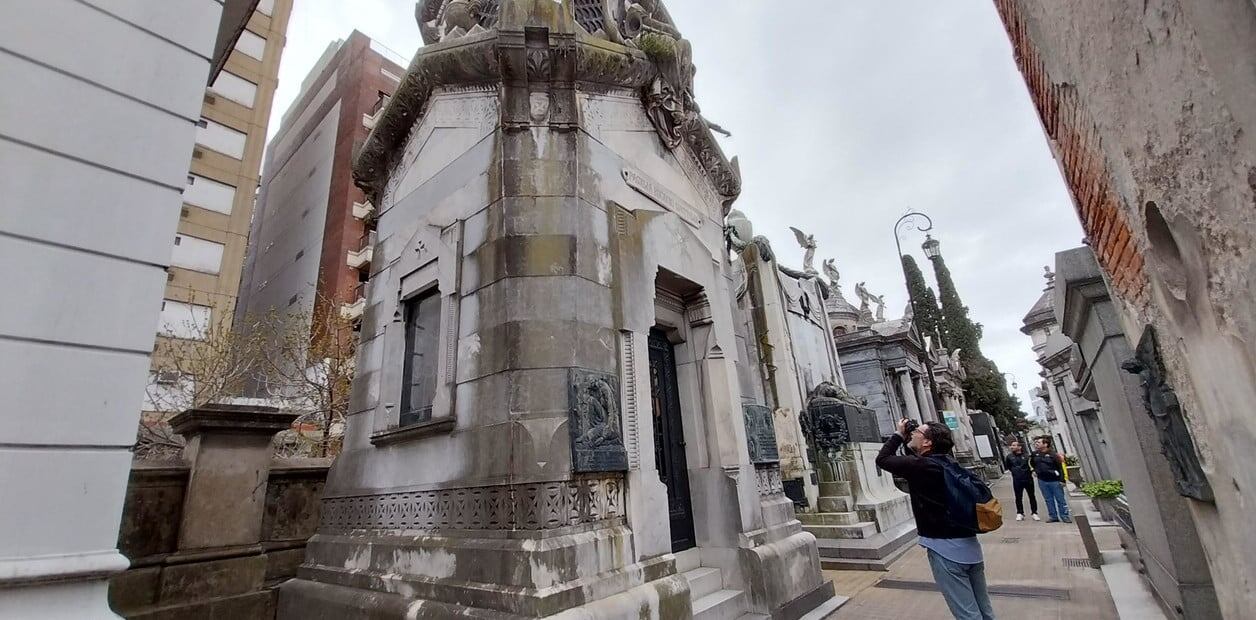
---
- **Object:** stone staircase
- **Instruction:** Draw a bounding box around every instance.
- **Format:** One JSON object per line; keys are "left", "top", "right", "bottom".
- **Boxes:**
{"left": 798, "top": 481, "right": 879, "bottom": 541}
{"left": 675, "top": 549, "right": 766, "bottom": 620}
{"left": 800, "top": 480, "right": 918, "bottom": 571}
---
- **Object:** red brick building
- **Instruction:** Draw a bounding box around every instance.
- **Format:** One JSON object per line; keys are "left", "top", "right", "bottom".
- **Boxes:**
{"left": 238, "top": 31, "right": 406, "bottom": 333}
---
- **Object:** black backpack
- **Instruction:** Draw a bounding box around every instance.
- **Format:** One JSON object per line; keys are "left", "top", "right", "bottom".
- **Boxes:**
{"left": 933, "top": 456, "right": 1003, "bottom": 534}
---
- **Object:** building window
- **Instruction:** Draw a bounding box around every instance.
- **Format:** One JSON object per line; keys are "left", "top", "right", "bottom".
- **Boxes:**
{"left": 208, "top": 71, "right": 258, "bottom": 108}
{"left": 194, "top": 116, "right": 246, "bottom": 159}
{"left": 184, "top": 173, "right": 236, "bottom": 214}
{"left": 171, "top": 234, "right": 225, "bottom": 274}
{"left": 158, "top": 300, "right": 211, "bottom": 340}
{"left": 400, "top": 288, "right": 441, "bottom": 427}
{"left": 234, "top": 29, "right": 267, "bottom": 61}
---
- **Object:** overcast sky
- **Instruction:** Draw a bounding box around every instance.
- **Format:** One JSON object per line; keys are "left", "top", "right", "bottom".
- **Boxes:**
{"left": 269, "top": 0, "right": 1082, "bottom": 414}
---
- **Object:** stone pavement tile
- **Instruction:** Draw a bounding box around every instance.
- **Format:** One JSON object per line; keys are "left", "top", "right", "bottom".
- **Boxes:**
{"left": 825, "top": 475, "right": 1119, "bottom": 619}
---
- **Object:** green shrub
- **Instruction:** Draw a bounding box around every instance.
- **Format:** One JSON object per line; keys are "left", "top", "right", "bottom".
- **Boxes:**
{"left": 1064, "top": 454, "right": 1079, "bottom": 467}
{"left": 1080, "top": 479, "right": 1123, "bottom": 499}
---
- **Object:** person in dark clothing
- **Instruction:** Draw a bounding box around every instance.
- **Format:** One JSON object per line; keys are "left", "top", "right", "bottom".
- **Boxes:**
{"left": 1032, "top": 436, "right": 1071, "bottom": 523}
{"left": 877, "top": 419, "right": 995, "bottom": 620}
{"left": 1003, "top": 440, "right": 1039, "bottom": 522}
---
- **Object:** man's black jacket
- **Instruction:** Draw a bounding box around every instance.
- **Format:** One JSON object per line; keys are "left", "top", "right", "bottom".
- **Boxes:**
{"left": 875, "top": 434, "right": 974, "bottom": 539}
{"left": 1004, "top": 452, "right": 1033, "bottom": 480}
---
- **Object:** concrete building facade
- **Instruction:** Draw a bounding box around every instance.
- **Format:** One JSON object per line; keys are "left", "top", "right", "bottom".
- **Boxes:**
{"left": 145, "top": 0, "right": 293, "bottom": 420}
{"left": 0, "top": 1, "right": 263, "bottom": 616}
{"left": 994, "top": 1, "right": 1256, "bottom": 615}
{"left": 237, "top": 31, "right": 407, "bottom": 337}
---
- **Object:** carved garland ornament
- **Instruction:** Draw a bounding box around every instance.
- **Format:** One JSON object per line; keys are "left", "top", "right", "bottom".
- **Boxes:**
{"left": 320, "top": 476, "right": 624, "bottom": 533}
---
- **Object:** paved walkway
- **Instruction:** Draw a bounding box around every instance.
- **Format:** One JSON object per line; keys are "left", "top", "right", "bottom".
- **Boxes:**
{"left": 824, "top": 476, "right": 1122, "bottom": 619}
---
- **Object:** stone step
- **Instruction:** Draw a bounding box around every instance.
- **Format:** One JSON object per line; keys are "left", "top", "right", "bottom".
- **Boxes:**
{"left": 683, "top": 567, "right": 723, "bottom": 601}
{"left": 802, "top": 521, "right": 878, "bottom": 540}
{"left": 819, "top": 537, "right": 917, "bottom": 571}
{"left": 693, "top": 589, "right": 746, "bottom": 620}
{"left": 819, "top": 481, "right": 851, "bottom": 497}
{"left": 817, "top": 520, "right": 918, "bottom": 560}
{"left": 736, "top": 614, "right": 770, "bottom": 620}
{"left": 797, "top": 511, "right": 861, "bottom": 526}
{"left": 818, "top": 495, "right": 853, "bottom": 513}
{"left": 674, "top": 548, "right": 701, "bottom": 572}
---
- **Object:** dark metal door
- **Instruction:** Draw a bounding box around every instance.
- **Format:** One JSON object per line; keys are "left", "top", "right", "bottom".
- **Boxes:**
{"left": 648, "top": 328, "right": 696, "bottom": 552}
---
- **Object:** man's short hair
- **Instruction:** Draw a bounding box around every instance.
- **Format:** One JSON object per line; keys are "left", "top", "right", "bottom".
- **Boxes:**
{"left": 922, "top": 421, "right": 954, "bottom": 455}
{"left": 1035, "top": 435, "right": 1053, "bottom": 447}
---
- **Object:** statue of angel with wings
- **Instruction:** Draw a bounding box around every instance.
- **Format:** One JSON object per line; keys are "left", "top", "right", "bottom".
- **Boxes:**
{"left": 821, "top": 258, "right": 841, "bottom": 290}
{"left": 788, "top": 227, "right": 817, "bottom": 274}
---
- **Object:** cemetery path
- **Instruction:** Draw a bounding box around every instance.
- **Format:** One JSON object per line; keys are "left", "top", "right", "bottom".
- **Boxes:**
{"left": 823, "top": 475, "right": 1123, "bottom": 619}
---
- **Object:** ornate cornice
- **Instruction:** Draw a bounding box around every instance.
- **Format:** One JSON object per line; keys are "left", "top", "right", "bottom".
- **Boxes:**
{"left": 352, "top": 27, "right": 740, "bottom": 210}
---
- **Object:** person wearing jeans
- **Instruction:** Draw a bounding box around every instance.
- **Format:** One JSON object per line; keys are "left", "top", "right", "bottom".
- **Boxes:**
{"left": 1032, "top": 436, "right": 1071, "bottom": 523}
{"left": 877, "top": 420, "right": 996, "bottom": 619}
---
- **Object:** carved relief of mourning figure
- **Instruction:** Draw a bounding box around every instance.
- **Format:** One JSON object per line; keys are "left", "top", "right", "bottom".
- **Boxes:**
{"left": 1121, "top": 327, "right": 1214, "bottom": 502}
{"left": 575, "top": 375, "right": 622, "bottom": 448}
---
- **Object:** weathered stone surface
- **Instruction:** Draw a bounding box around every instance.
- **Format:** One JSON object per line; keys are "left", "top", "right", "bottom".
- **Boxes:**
{"left": 116, "top": 466, "right": 186, "bottom": 561}
{"left": 157, "top": 554, "right": 266, "bottom": 604}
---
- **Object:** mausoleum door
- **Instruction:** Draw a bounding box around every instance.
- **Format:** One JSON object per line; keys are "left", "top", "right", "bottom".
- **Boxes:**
{"left": 648, "top": 328, "right": 696, "bottom": 552}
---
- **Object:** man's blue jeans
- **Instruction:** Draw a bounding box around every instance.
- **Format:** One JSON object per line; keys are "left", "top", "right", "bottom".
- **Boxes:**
{"left": 926, "top": 549, "right": 996, "bottom": 619}
{"left": 1038, "top": 479, "right": 1071, "bottom": 521}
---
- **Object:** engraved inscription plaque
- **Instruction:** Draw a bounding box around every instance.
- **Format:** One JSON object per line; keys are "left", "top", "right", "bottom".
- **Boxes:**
{"left": 742, "top": 404, "right": 780, "bottom": 464}
{"left": 622, "top": 167, "right": 705, "bottom": 228}
{"left": 569, "top": 369, "right": 629, "bottom": 472}
{"left": 842, "top": 404, "right": 881, "bottom": 443}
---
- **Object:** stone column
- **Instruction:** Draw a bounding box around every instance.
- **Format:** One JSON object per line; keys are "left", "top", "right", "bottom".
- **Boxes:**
{"left": 170, "top": 404, "right": 297, "bottom": 551}
{"left": 913, "top": 375, "right": 935, "bottom": 422}
{"left": 132, "top": 403, "right": 298, "bottom": 617}
{"left": 1056, "top": 247, "right": 1219, "bottom": 618}
{"left": 896, "top": 370, "right": 921, "bottom": 422}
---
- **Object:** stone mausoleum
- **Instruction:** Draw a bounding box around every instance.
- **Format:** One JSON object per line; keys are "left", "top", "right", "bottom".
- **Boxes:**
{"left": 279, "top": 1, "right": 837, "bottom": 617}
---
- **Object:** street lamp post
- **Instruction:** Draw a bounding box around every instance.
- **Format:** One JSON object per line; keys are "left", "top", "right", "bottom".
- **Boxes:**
{"left": 893, "top": 212, "right": 945, "bottom": 421}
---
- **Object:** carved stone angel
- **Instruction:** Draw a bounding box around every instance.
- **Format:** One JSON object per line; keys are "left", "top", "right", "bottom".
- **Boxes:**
{"left": 822, "top": 259, "right": 841, "bottom": 291}
{"left": 855, "top": 281, "right": 871, "bottom": 310}
{"left": 872, "top": 294, "right": 886, "bottom": 321}
{"left": 789, "top": 227, "right": 817, "bottom": 274}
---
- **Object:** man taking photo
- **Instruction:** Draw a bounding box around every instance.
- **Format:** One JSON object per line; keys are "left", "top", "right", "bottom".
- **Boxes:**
{"left": 1003, "top": 440, "right": 1039, "bottom": 522}
{"left": 1031, "top": 436, "right": 1071, "bottom": 523}
{"left": 877, "top": 419, "right": 996, "bottom": 620}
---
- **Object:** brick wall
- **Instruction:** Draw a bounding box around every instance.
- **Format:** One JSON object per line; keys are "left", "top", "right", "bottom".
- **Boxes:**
{"left": 992, "top": 0, "right": 1146, "bottom": 301}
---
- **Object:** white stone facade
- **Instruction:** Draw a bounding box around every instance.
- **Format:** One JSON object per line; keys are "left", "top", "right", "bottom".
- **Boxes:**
{"left": 0, "top": 1, "right": 226, "bottom": 616}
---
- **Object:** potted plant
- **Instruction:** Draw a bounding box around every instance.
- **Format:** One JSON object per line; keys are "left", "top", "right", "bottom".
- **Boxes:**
{"left": 1064, "top": 454, "right": 1083, "bottom": 487}
{"left": 1080, "top": 479, "right": 1123, "bottom": 520}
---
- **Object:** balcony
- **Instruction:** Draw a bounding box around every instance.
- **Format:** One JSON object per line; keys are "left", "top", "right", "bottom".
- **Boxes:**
{"left": 347, "top": 232, "right": 376, "bottom": 270}
{"left": 352, "top": 200, "right": 374, "bottom": 220}
{"left": 340, "top": 283, "right": 366, "bottom": 320}
{"left": 362, "top": 95, "right": 389, "bottom": 130}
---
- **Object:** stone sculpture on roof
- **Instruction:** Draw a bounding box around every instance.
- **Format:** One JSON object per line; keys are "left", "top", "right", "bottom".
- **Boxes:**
{"left": 822, "top": 258, "right": 841, "bottom": 292}
{"left": 872, "top": 294, "right": 886, "bottom": 322}
{"left": 789, "top": 226, "right": 818, "bottom": 274}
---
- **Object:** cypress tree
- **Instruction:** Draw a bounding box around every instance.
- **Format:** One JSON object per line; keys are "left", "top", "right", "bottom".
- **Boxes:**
{"left": 902, "top": 256, "right": 943, "bottom": 347}
{"left": 927, "top": 250, "right": 1025, "bottom": 429}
